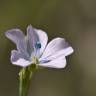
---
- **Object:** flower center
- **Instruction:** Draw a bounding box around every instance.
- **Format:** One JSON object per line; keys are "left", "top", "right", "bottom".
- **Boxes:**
{"left": 32, "top": 57, "right": 39, "bottom": 64}
{"left": 30, "top": 57, "right": 39, "bottom": 69}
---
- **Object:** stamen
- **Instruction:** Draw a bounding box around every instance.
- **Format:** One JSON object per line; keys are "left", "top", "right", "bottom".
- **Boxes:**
{"left": 35, "top": 42, "right": 41, "bottom": 49}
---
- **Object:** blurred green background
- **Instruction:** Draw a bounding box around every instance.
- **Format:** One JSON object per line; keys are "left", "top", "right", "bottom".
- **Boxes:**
{"left": 0, "top": 0, "right": 96, "bottom": 96}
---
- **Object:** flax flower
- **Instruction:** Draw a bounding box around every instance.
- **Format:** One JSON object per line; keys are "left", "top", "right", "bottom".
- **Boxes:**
{"left": 5, "top": 25, "right": 74, "bottom": 68}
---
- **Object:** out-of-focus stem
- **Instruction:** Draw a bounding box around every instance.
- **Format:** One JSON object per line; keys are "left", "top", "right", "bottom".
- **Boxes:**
{"left": 19, "top": 67, "right": 32, "bottom": 96}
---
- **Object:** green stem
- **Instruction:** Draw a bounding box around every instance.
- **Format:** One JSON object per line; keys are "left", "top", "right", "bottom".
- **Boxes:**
{"left": 19, "top": 67, "right": 32, "bottom": 96}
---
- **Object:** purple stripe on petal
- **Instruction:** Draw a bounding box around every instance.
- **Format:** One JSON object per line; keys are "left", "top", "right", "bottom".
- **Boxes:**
{"left": 39, "top": 59, "right": 50, "bottom": 64}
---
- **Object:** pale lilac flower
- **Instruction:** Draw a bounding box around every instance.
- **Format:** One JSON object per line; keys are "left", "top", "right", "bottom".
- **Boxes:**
{"left": 5, "top": 25, "right": 74, "bottom": 68}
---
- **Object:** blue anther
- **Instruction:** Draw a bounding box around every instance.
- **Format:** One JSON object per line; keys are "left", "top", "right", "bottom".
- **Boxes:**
{"left": 35, "top": 42, "right": 41, "bottom": 49}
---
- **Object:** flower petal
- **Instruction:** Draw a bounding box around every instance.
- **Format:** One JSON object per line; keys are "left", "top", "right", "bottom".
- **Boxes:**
{"left": 27, "top": 25, "right": 48, "bottom": 57}
{"left": 47, "top": 47, "right": 74, "bottom": 59}
{"left": 40, "top": 47, "right": 74, "bottom": 62}
{"left": 41, "top": 38, "right": 73, "bottom": 58}
{"left": 5, "top": 29, "right": 27, "bottom": 55}
{"left": 11, "top": 50, "right": 32, "bottom": 67}
{"left": 39, "top": 47, "right": 73, "bottom": 68}
{"left": 26, "top": 25, "right": 38, "bottom": 55}
{"left": 34, "top": 29, "right": 48, "bottom": 55}
{"left": 39, "top": 55, "right": 66, "bottom": 68}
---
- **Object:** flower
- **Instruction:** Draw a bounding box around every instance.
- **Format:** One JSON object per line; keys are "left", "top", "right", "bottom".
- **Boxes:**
{"left": 5, "top": 25, "right": 74, "bottom": 68}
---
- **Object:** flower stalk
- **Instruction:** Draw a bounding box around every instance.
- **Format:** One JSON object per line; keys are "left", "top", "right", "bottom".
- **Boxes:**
{"left": 19, "top": 67, "right": 32, "bottom": 96}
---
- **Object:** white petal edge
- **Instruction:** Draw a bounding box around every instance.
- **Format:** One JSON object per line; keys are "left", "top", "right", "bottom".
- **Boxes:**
{"left": 63, "top": 46, "right": 74, "bottom": 56}
{"left": 35, "top": 29, "right": 48, "bottom": 55}
{"left": 12, "top": 58, "right": 32, "bottom": 67}
{"left": 39, "top": 55, "right": 66, "bottom": 68}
